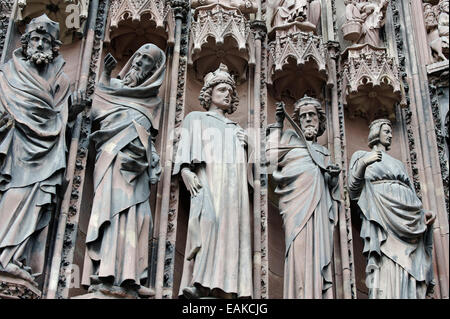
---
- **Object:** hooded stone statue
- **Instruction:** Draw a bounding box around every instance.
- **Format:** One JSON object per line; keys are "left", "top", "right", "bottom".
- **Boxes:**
{"left": 0, "top": 14, "right": 85, "bottom": 285}
{"left": 81, "top": 44, "right": 165, "bottom": 297}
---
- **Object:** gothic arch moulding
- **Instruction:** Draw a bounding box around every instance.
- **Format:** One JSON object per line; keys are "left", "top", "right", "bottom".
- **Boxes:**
{"left": 188, "top": 1, "right": 257, "bottom": 82}
{"left": 105, "top": 0, "right": 175, "bottom": 60}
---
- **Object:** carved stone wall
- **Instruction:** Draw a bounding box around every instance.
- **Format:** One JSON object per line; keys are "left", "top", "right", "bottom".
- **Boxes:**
{"left": 0, "top": 0, "right": 448, "bottom": 300}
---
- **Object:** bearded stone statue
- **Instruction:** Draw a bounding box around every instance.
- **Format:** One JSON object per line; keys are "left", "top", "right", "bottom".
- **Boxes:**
{"left": 81, "top": 44, "right": 166, "bottom": 298}
{"left": 0, "top": 14, "right": 86, "bottom": 286}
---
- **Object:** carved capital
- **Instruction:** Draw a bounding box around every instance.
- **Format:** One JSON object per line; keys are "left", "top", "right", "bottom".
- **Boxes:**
{"left": 170, "top": 0, "right": 190, "bottom": 20}
{"left": 251, "top": 20, "right": 267, "bottom": 40}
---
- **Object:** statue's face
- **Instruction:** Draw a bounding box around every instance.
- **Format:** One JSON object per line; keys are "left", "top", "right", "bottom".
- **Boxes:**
{"left": 27, "top": 30, "right": 54, "bottom": 65}
{"left": 379, "top": 124, "right": 392, "bottom": 149}
{"left": 211, "top": 82, "right": 233, "bottom": 111}
{"left": 131, "top": 51, "right": 155, "bottom": 75}
{"left": 123, "top": 51, "right": 156, "bottom": 87}
{"left": 299, "top": 104, "right": 319, "bottom": 141}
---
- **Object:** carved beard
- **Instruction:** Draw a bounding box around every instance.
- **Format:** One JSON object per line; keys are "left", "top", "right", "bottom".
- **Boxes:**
{"left": 26, "top": 46, "right": 54, "bottom": 65}
{"left": 303, "top": 126, "right": 318, "bottom": 141}
{"left": 123, "top": 67, "right": 150, "bottom": 88}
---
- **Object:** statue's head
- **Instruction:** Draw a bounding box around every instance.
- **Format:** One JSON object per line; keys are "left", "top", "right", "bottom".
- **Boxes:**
{"left": 199, "top": 63, "right": 239, "bottom": 114}
{"left": 293, "top": 96, "right": 326, "bottom": 141}
{"left": 123, "top": 43, "right": 163, "bottom": 88}
{"left": 368, "top": 118, "right": 392, "bottom": 150}
{"left": 440, "top": 0, "right": 449, "bottom": 13}
{"left": 21, "top": 14, "right": 62, "bottom": 65}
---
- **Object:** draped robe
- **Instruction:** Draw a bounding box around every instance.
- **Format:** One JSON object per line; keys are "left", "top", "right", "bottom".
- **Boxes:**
{"left": 348, "top": 151, "right": 434, "bottom": 299}
{"left": 0, "top": 49, "right": 70, "bottom": 277}
{"left": 266, "top": 129, "right": 338, "bottom": 299}
{"left": 82, "top": 46, "right": 165, "bottom": 289}
{"left": 173, "top": 111, "right": 253, "bottom": 298}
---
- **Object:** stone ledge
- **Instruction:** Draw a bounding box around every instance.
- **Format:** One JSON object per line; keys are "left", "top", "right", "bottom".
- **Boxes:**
{"left": 0, "top": 272, "right": 41, "bottom": 299}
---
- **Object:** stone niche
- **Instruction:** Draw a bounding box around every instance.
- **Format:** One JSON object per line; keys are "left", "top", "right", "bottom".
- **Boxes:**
{"left": 188, "top": 2, "right": 256, "bottom": 82}
{"left": 341, "top": 43, "right": 405, "bottom": 122}
{"left": 104, "top": 0, "right": 174, "bottom": 61}
{"left": 267, "top": 25, "right": 329, "bottom": 101}
{"left": 15, "top": 0, "right": 89, "bottom": 44}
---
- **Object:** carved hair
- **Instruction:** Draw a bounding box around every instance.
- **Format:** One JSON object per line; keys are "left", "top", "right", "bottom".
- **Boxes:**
{"left": 293, "top": 95, "right": 327, "bottom": 137}
{"left": 199, "top": 80, "right": 239, "bottom": 114}
{"left": 20, "top": 28, "right": 62, "bottom": 59}
{"left": 368, "top": 118, "right": 392, "bottom": 149}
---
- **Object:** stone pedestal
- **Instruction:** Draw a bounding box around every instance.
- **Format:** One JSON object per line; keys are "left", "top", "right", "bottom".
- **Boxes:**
{"left": 0, "top": 272, "right": 41, "bottom": 299}
{"left": 71, "top": 283, "right": 154, "bottom": 299}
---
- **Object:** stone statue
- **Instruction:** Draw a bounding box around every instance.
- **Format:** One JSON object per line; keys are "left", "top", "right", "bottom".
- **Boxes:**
{"left": 343, "top": 0, "right": 388, "bottom": 47}
{"left": 424, "top": 0, "right": 449, "bottom": 62}
{"left": 173, "top": 63, "right": 253, "bottom": 299}
{"left": 191, "top": 0, "right": 257, "bottom": 14}
{"left": 348, "top": 119, "right": 435, "bottom": 299}
{"left": 81, "top": 44, "right": 165, "bottom": 297}
{"left": 0, "top": 14, "right": 86, "bottom": 285}
{"left": 438, "top": 0, "right": 449, "bottom": 58}
{"left": 270, "top": 0, "right": 322, "bottom": 32}
{"left": 265, "top": 97, "right": 340, "bottom": 299}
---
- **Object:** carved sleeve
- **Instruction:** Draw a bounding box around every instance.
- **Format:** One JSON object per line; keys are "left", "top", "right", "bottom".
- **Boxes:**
{"left": 348, "top": 151, "right": 367, "bottom": 200}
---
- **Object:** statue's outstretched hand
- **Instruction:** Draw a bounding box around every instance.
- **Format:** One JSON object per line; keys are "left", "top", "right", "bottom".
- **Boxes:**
{"left": 104, "top": 53, "right": 117, "bottom": 75}
{"left": 275, "top": 103, "right": 285, "bottom": 126}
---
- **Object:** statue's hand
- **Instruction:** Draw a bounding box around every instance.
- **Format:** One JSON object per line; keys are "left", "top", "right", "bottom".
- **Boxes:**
{"left": 181, "top": 168, "right": 202, "bottom": 197}
{"left": 0, "top": 112, "right": 14, "bottom": 134}
{"left": 69, "top": 90, "right": 91, "bottom": 121}
{"left": 362, "top": 150, "right": 382, "bottom": 166}
{"left": 275, "top": 103, "right": 285, "bottom": 126}
{"left": 104, "top": 53, "right": 117, "bottom": 74}
{"left": 236, "top": 127, "right": 248, "bottom": 146}
{"left": 425, "top": 210, "right": 436, "bottom": 226}
{"left": 326, "top": 163, "right": 341, "bottom": 177}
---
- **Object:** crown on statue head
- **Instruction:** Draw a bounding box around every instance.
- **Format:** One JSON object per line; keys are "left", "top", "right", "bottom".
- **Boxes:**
{"left": 203, "top": 63, "right": 235, "bottom": 88}
{"left": 295, "top": 95, "right": 321, "bottom": 108}
{"left": 369, "top": 118, "right": 391, "bottom": 129}
{"left": 25, "top": 14, "right": 60, "bottom": 40}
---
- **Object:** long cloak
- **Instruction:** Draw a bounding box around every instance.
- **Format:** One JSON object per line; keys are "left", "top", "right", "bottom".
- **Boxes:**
{"left": 81, "top": 45, "right": 165, "bottom": 288}
{"left": 266, "top": 129, "right": 338, "bottom": 299}
{"left": 0, "top": 49, "right": 70, "bottom": 276}
{"left": 173, "top": 111, "right": 253, "bottom": 298}
{"left": 348, "top": 150, "right": 434, "bottom": 299}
